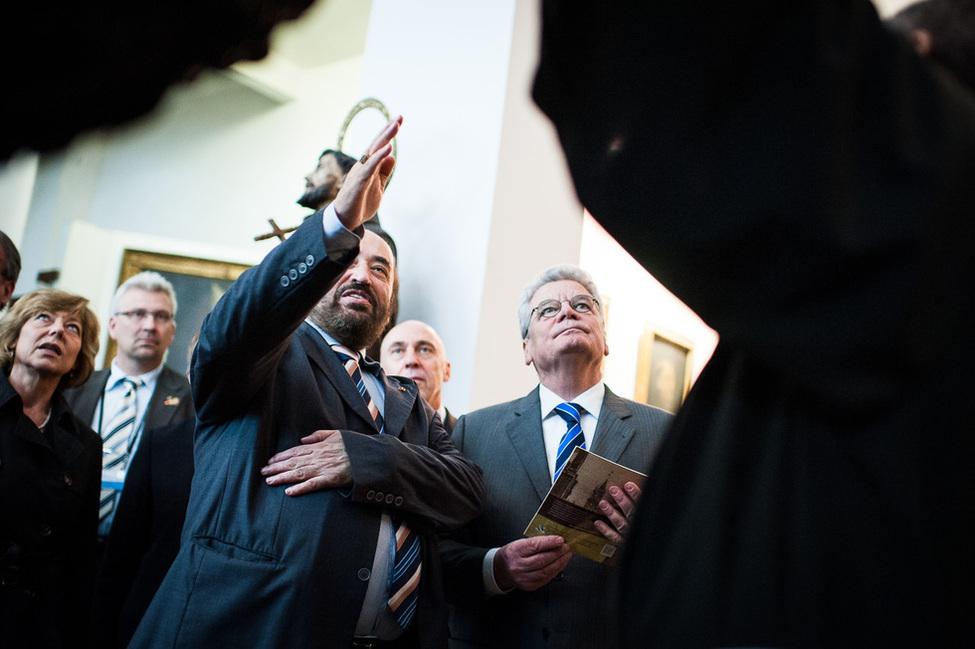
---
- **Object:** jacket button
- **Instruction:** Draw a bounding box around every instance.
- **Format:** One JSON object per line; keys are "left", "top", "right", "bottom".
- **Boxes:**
{"left": 554, "top": 571, "right": 564, "bottom": 581}
{"left": 394, "top": 496, "right": 403, "bottom": 507}
{"left": 374, "top": 492, "right": 384, "bottom": 502}
{"left": 280, "top": 276, "right": 290, "bottom": 287}
{"left": 384, "top": 494, "right": 394, "bottom": 504}
{"left": 63, "top": 473, "right": 73, "bottom": 486}
{"left": 289, "top": 269, "right": 298, "bottom": 280}
{"left": 39, "top": 525, "right": 52, "bottom": 537}
{"left": 305, "top": 255, "right": 315, "bottom": 267}
{"left": 357, "top": 568, "right": 371, "bottom": 582}
{"left": 366, "top": 490, "right": 376, "bottom": 500}
{"left": 298, "top": 262, "right": 307, "bottom": 274}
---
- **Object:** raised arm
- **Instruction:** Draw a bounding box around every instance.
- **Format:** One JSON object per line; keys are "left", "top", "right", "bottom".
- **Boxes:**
{"left": 192, "top": 117, "right": 402, "bottom": 422}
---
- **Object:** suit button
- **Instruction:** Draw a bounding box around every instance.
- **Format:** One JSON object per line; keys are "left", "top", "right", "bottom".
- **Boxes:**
{"left": 394, "top": 496, "right": 403, "bottom": 507}
{"left": 374, "top": 492, "right": 384, "bottom": 502}
{"left": 280, "top": 276, "right": 290, "bottom": 287}
{"left": 289, "top": 269, "right": 298, "bottom": 280}
{"left": 384, "top": 494, "right": 394, "bottom": 504}
{"left": 366, "top": 490, "right": 376, "bottom": 500}
{"left": 357, "top": 568, "right": 371, "bottom": 582}
{"left": 63, "top": 473, "right": 72, "bottom": 486}
{"left": 553, "top": 571, "right": 564, "bottom": 581}
{"left": 306, "top": 255, "right": 315, "bottom": 267}
{"left": 298, "top": 262, "right": 308, "bottom": 274}
{"left": 39, "top": 525, "right": 52, "bottom": 537}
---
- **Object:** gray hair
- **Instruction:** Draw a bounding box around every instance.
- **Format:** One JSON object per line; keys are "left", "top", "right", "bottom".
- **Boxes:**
{"left": 111, "top": 271, "right": 178, "bottom": 315}
{"left": 517, "top": 264, "right": 604, "bottom": 339}
{"left": 0, "top": 231, "right": 21, "bottom": 283}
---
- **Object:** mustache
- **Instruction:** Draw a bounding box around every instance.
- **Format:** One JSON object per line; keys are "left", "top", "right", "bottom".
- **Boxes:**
{"left": 335, "top": 280, "right": 375, "bottom": 304}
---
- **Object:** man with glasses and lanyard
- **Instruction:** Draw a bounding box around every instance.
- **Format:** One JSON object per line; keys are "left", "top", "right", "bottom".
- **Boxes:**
{"left": 66, "top": 271, "right": 193, "bottom": 542}
{"left": 440, "top": 264, "right": 672, "bottom": 649}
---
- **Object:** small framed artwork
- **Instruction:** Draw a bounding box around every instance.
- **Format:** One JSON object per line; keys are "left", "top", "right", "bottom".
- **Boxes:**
{"left": 105, "top": 249, "right": 251, "bottom": 375}
{"left": 634, "top": 324, "right": 694, "bottom": 414}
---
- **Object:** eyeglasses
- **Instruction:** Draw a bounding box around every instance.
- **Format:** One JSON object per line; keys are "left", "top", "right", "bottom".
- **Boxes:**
{"left": 115, "top": 310, "right": 174, "bottom": 324}
{"left": 530, "top": 295, "right": 599, "bottom": 320}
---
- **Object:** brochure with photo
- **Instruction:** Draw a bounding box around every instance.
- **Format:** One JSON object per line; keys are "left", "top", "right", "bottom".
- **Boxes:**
{"left": 524, "top": 447, "right": 646, "bottom": 565}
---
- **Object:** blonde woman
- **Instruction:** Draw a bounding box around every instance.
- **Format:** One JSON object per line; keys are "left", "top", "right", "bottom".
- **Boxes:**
{"left": 0, "top": 289, "right": 101, "bottom": 648}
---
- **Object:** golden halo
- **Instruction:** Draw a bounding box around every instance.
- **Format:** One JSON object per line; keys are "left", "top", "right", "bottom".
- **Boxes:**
{"left": 338, "top": 98, "right": 397, "bottom": 187}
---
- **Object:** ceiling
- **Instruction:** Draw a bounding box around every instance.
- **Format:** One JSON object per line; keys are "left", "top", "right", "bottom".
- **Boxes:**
{"left": 270, "top": 0, "right": 373, "bottom": 69}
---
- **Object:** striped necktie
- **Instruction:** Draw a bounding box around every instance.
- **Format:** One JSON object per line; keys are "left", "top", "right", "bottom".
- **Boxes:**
{"left": 553, "top": 402, "right": 586, "bottom": 482}
{"left": 99, "top": 377, "right": 143, "bottom": 521}
{"left": 331, "top": 344, "right": 421, "bottom": 630}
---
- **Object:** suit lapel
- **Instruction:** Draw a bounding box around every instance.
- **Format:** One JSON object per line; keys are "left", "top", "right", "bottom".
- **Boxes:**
{"left": 505, "top": 388, "right": 553, "bottom": 502}
{"left": 299, "top": 324, "right": 383, "bottom": 433}
{"left": 143, "top": 366, "right": 188, "bottom": 429}
{"left": 381, "top": 376, "right": 418, "bottom": 438}
{"left": 589, "top": 388, "right": 636, "bottom": 464}
{"left": 67, "top": 369, "right": 110, "bottom": 425}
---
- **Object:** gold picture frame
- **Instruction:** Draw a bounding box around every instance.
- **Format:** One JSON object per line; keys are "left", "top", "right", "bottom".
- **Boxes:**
{"left": 634, "top": 324, "right": 694, "bottom": 414}
{"left": 104, "top": 250, "right": 251, "bottom": 374}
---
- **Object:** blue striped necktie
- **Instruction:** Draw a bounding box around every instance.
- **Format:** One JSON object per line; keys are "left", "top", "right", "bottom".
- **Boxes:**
{"left": 553, "top": 402, "right": 586, "bottom": 482}
{"left": 100, "top": 377, "right": 143, "bottom": 521}
{"left": 331, "top": 343, "right": 421, "bottom": 630}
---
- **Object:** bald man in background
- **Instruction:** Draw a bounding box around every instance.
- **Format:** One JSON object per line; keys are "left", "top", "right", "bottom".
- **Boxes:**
{"left": 381, "top": 320, "right": 456, "bottom": 433}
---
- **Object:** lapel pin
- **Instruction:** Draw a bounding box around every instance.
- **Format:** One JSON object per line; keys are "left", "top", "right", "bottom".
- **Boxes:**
{"left": 164, "top": 396, "right": 181, "bottom": 406}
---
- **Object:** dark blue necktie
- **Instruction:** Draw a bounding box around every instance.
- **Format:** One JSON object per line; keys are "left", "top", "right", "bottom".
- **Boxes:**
{"left": 331, "top": 343, "right": 421, "bottom": 629}
{"left": 553, "top": 402, "right": 586, "bottom": 482}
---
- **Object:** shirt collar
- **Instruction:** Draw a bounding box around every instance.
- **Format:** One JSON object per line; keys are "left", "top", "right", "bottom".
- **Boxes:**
{"left": 108, "top": 359, "right": 163, "bottom": 388}
{"left": 304, "top": 319, "right": 375, "bottom": 368}
{"left": 538, "top": 381, "right": 605, "bottom": 420}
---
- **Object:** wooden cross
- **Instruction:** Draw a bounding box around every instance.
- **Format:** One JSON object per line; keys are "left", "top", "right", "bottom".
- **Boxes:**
{"left": 254, "top": 219, "right": 299, "bottom": 242}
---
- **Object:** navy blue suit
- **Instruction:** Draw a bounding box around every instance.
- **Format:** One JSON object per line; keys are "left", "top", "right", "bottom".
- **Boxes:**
{"left": 90, "top": 417, "right": 196, "bottom": 648}
{"left": 130, "top": 213, "right": 484, "bottom": 648}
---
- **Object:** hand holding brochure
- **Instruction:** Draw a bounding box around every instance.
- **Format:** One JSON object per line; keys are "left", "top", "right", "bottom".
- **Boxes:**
{"left": 523, "top": 447, "right": 646, "bottom": 565}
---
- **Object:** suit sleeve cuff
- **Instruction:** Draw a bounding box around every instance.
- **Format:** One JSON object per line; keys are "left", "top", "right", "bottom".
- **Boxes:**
{"left": 483, "top": 547, "right": 513, "bottom": 596}
{"left": 320, "top": 204, "right": 363, "bottom": 260}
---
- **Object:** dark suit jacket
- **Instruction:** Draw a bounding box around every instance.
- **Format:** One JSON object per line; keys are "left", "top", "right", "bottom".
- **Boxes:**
{"left": 130, "top": 213, "right": 484, "bottom": 649}
{"left": 65, "top": 365, "right": 193, "bottom": 439}
{"left": 440, "top": 387, "right": 670, "bottom": 649}
{"left": 1, "top": 374, "right": 101, "bottom": 648}
{"left": 532, "top": 1, "right": 975, "bottom": 646}
{"left": 90, "top": 417, "right": 196, "bottom": 648}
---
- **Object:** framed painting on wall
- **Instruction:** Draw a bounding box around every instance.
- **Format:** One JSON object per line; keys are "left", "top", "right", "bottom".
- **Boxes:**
{"left": 634, "top": 324, "right": 694, "bottom": 414}
{"left": 104, "top": 250, "right": 251, "bottom": 376}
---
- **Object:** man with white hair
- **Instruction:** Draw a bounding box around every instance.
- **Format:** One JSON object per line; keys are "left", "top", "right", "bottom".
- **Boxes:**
{"left": 66, "top": 271, "right": 193, "bottom": 538}
{"left": 440, "top": 264, "right": 671, "bottom": 649}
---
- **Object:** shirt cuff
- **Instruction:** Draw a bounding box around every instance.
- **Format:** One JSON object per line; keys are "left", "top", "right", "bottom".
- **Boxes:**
{"left": 320, "top": 204, "right": 362, "bottom": 260}
{"left": 482, "top": 547, "right": 512, "bottom": 596}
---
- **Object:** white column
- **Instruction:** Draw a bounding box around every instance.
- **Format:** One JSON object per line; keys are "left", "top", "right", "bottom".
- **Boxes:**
{"left": 358, "top": 0, "right": 584, "bottom": 413}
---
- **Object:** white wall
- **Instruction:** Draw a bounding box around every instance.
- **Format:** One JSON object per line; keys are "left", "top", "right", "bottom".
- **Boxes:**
{"left": 873, "top": 0, "right": 916, "bottom": 17}
{"left": 356, "top": 0, "right": 524, "bottom": 413}
{"left": 0, "top": 151, "right": 37, "bottom": 247}
{"left": 581, "top": 215, "right": 718, "bottom": 404}
{"left": 16, "top": 53, "right": 366, "bottom": 363}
